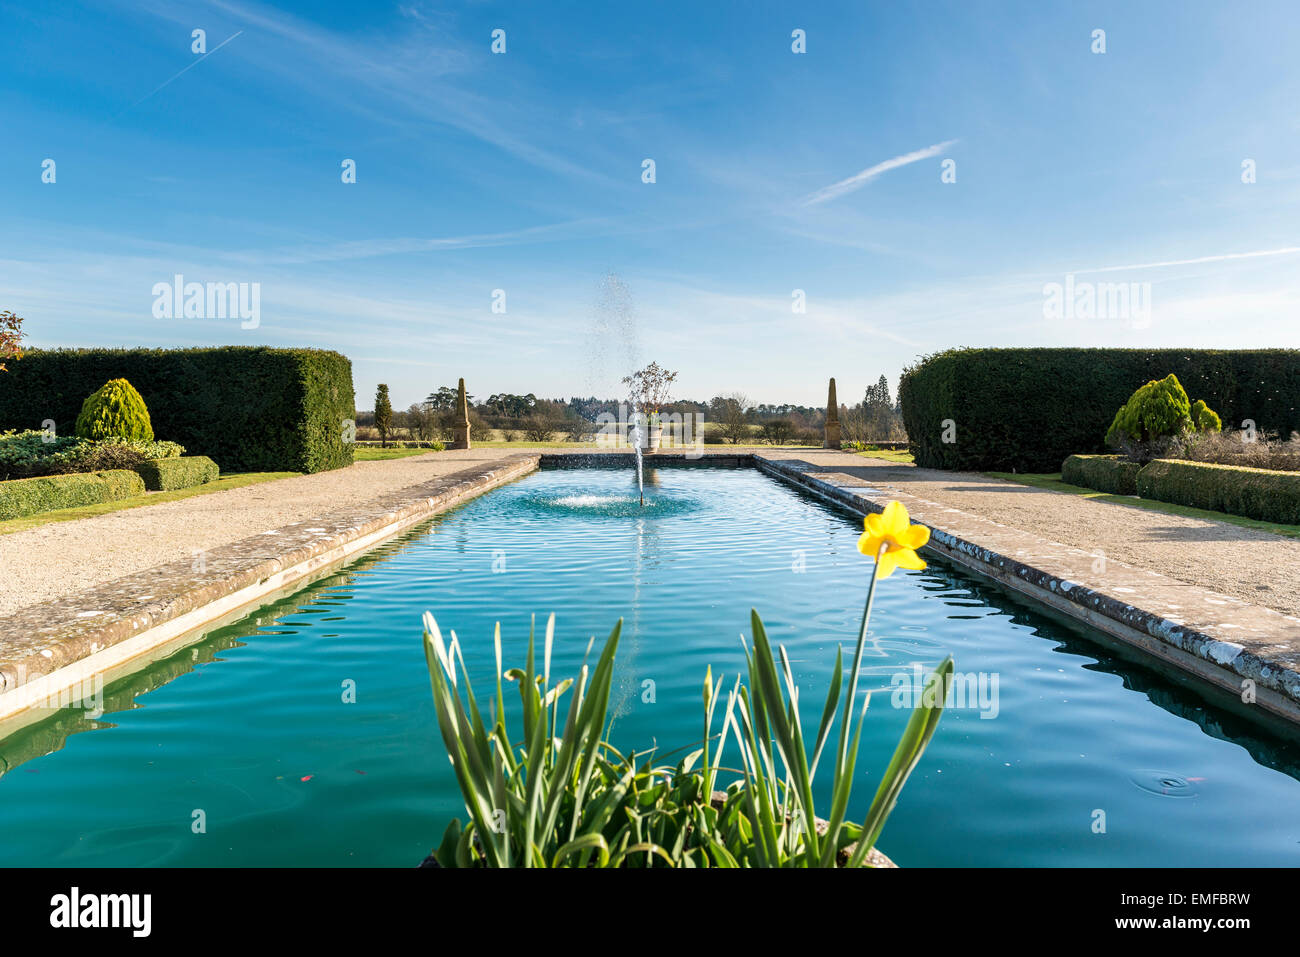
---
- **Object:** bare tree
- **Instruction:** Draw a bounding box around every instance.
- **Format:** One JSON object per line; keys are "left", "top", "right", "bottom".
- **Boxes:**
{"left": 522, "top": 416, "right": 558, "bottom": 442}
{"left": 715, "top": 392, "right": 754, "bottom": 445}
{"left": 760, "top": 418, "right": 795, "bottom": 445}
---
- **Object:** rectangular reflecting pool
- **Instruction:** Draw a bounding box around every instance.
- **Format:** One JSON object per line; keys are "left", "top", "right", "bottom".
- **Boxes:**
{"left": 2, "top": 465, "right": 1299, "bottom": 866}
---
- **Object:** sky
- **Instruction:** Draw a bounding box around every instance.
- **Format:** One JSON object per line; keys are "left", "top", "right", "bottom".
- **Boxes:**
{"left": 2, "top": 0, "right": 1298, "bottom": 411}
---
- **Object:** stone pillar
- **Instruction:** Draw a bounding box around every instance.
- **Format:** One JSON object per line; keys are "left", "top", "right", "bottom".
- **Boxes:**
{"left": 451, "top": 377, "right": 470, "bottom": 450}
{"left": 823, "top": 377, "right": 841, "bottom": 449}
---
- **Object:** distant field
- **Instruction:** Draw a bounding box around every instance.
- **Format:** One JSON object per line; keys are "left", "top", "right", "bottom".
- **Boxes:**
{"left": 353, "top": 447, "right": 438, "bottom": 460}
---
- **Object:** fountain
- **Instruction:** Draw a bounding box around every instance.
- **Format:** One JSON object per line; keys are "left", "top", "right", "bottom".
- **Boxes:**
{"left": 588, "top": 272, "right": 646, "bottom": 506}
{"left": 629, "top": 405, "right": 645, "bottom": 506}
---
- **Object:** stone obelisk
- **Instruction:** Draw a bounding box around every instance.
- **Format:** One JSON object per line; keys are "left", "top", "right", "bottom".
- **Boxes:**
{"left": 823, "top": 377, "right": 841, "bottom": 449}
{"left": 451, "top": 378, "right": 471, "bottom": 450}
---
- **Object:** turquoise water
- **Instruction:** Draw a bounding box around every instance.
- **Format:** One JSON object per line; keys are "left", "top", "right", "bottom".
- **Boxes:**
{"left": 2, "top": 465, "right": 1299, "bottom": 866}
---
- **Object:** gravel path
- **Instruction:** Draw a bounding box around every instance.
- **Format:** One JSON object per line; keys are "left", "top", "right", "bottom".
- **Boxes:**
{"left": 764, "top": 450, "right": 1300, "bottom": 617}
{"left": 3, "top": 446, "right": 1297, "bottom": 619}
{"left": 0, "top": 450, "right": 518, "bottom": 616}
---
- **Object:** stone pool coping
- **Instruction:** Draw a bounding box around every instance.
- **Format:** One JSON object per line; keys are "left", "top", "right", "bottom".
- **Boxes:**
{"left": 3, "top": 448, "right": 1300, "bottom": 736}
{"left": 745, "top": 455, "right": 1300, "bottom": 729}
{"left": 0, "top": 453, "right": 541, "bottom": 733}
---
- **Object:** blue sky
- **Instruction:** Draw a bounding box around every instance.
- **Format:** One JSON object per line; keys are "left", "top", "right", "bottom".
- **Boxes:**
{"left": 2, "top": 0, "right": 1298, "bottom": 410}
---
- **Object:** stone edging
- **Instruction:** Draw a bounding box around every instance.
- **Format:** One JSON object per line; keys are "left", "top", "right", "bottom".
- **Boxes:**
{"left": 749, "top": 455, "right": 1300, "bottom": 728}
{"left": 0, "top": 454, "right": 542, "bottom": 732}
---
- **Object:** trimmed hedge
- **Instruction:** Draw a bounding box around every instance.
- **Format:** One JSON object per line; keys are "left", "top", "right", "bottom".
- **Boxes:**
{"left": 1136, "top": 459, "right": 1300, "bottom": 525}
{"left": 1061, "top": 454, "right": 1141, "bottom": 495}
{"left": 0, "top": 469, "right": 145, "bottom": 521}
{"left": 899, "top": 348, "right": 1300, "bottom": 472}
{"left": 0, "top": 348, "right": 355, "bottom": 473}
{"left": 135, "top": 455, "right": 219, "bottom": 491}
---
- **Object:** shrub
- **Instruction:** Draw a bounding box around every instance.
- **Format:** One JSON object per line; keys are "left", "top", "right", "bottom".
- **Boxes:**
{"left": 563, "top": 417, "right": 594, "bottom": 443}
{"left": 760, "top": 418, "right": 796, "bottom": 445}
{"left": 0, "top": 469, "right": 145, "bottom": 520}
{"left": 0, "top": 431, "right": 185, "bottom": 479}
{"left": 522, "top": 416, "right": 558, "bottom": 443}
{"left": 1191, "top": 399, "right": 1222, "bottom": 433}
{"left": 67, "top": 437, "right": 186, "bottom": 474}
{"left": 1179, "top": 429, "right": 1300, "bottom": 472}
{"left": 134, "top": 456, "right": 219, "bottom": 491}
{"left": 1136, "top": 459, "right": 1300, "bottom": 525}
{"left": 0, "top": 347, "right": 355, "bottom": 473}
{"left": 0, "top": 429, "right": 88, "bottom": 479}
{"left": 899, "top": 348, "right": 1300, "bottom": 472}
{"left": 75, "top": 378, "right": 154, "bottom": 442}
{"left": 468, "top": 411, "right": 493, "bottom": 443}
{"left": 1061, "top": 454, "right": 1141, "bottom": 495}
{"left": 1104, "top": 374, "right": 1191, "bottom": 447}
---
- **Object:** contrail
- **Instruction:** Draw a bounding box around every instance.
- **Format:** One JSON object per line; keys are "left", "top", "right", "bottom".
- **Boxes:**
{"left": 803, "top": 139, "right": 957, "bottom": 205}
{"left": 118, "top": 31, "right": 244, "bottom": 115}
{"left": 1075, "top": 246, "right": 1300, "bottom": 274}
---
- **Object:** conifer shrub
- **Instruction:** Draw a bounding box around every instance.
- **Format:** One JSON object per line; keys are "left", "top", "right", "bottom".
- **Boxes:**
{"left": 75, "top": 378, "right": 155, "bottom": 442}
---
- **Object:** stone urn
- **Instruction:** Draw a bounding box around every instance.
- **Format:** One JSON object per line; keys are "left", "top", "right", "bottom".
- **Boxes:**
{"left": 642, "top": 418, "right": 663, "bottom": 453}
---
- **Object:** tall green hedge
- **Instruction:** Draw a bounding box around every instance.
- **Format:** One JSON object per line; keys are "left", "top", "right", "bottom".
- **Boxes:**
{"left": 899, "top": 348, "right": 1300, "bottom": 472}
{"left": 0, "top": 348, "right": 355, "bottom": 473}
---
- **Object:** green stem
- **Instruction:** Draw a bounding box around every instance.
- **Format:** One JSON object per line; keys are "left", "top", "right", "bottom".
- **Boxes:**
{"left": 836, "top": 543, "right": 886, "bottom": 771}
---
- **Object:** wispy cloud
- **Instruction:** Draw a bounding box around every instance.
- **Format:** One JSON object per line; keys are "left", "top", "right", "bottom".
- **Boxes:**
{"left": 802, "top": 140, "right": 957, "bottom": 206}
{"left": 1074, "top": 246, "right": 1300, "bottom": 274}
{"left": 222, "top": 218, "right": 614, "bottom": 265}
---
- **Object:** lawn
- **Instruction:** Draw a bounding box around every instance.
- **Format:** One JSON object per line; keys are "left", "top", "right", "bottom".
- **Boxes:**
{"left": 987, "top": 471, "right": 1300, "bottom": 541}
{"left": 0, "top": 471, "right": 300, "bottom": 535}
{"left": 353, "top": 447, "right": 441, "bottom": 460}
{"left": 852, "top": 447, "right": 914, "bottom": 464}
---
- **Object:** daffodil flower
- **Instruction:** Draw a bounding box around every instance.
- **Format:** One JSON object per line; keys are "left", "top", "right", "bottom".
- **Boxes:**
{"left": 857, "top": 500, "right": 930, "bottom": 579}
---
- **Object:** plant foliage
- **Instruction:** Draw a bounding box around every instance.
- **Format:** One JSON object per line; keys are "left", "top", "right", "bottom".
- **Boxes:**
{"left": 75, "top": 378, "right": 155, "bottom": 442}
{"left": 423, "top": 557, "right": 952, "bottom": 867}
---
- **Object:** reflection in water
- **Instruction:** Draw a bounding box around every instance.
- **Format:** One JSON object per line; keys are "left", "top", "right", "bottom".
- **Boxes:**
{"left": 0, "top": 631, "right": 246, "bottom": 780}
{"left": 0, "top": 565, "right": 368, "bottom": 779}
{"left": 918, "top": 565, "right": 1300, "bottom": 782}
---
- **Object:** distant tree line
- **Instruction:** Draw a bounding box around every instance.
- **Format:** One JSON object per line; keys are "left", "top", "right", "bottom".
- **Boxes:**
{"left": 356, "top": 375, "right": 905, "bottom": 446}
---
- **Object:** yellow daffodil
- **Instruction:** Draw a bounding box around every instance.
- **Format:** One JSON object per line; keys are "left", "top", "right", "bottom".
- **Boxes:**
{"left": 858, "top": 500, "right": 930, "bottom": 579}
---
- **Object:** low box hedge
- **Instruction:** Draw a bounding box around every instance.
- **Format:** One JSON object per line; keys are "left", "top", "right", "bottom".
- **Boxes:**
{"left": 1061, "top": 454, "right": 1142, "bottom": 495}
{"left": 0, "top": 469, "right": 145, "bottom": 520}
{"left": 1136, "top": 459, "right": 1300, "bottom": 525}
{"left": 134, "top": 455, "right": 219, "bottom": 491}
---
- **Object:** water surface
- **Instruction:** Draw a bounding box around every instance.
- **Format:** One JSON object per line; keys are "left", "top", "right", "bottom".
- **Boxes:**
{"left": 2, "top": 466, "right": 1298, "bottom": 866}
